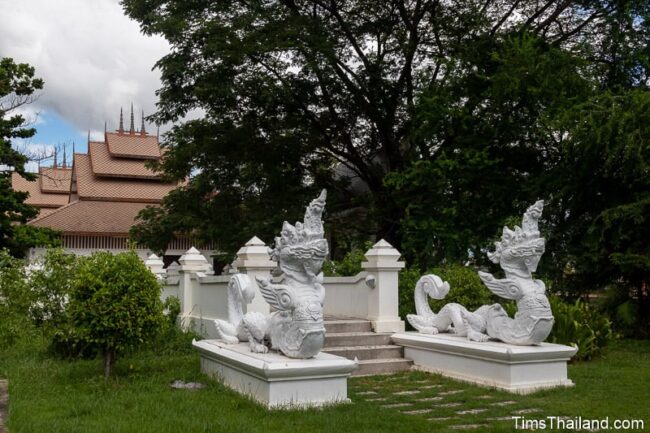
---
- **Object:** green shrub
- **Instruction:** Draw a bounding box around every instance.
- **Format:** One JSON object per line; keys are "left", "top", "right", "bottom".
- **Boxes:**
{"left": 27, "top": 248, "right": 78, "bottom": 331}
{"left": 323, "top": 242, "right": 372, "bottom": 276}
{"left": 398, "top": 267, "right": 422, "bottom": 321}
{"left": 429, "top": 264, "right": 495, "bottom": 311}
{"left": 0, "top": 250, "right": 35, "bottom": 347}
{"left": 53, "top": 250, "right": 165, "bottom": 378}
{"left": 162, "top": 296, "right": 181, "bottom": 328}
{"left": 597, "top": 284, "right": 649, "bottom": 338}
{"left": 547, "top": 296, "right": 615, "bottom": 360}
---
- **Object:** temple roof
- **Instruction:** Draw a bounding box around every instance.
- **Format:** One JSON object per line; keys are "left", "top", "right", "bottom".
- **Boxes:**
{"left": 39, "top": 167, "right": 73, "bottom": 193}
{"left": 11, "top": 172, "right": 70, "bottom": 208}
{"left": 88, "top": 141, "right": 160, "bottom": 179}
{"left": 74, "top": 153, "right": 176, "bottom": 203}
{"left": 105, "top": 131, "right": 161, "bottom": 160}
{"left": 29, "top": 200, "right": 155, "bottom": 235}
{"left": 14, "top": 107, "right": 182, "bottom": 239}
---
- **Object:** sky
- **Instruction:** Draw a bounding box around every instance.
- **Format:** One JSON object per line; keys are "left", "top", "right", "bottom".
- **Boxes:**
{"left": 0, "top": 0, "right": 170, "bottom": 170}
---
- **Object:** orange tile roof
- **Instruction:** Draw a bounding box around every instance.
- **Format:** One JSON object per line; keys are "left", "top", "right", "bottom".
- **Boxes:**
{"left": 29, "top": 200, "right": 155, "bottom": 235}
{"left": 105, "top": 132, "right": 161, "bottom": 160}
{"left": 39, "top": 167, "right": 72, "bottom": 193}
{"left": 11, "top": 172, "right": 70, "bottom": 208}
{"left": 75, "top": 154, "right": 177, "bottom": 203}
{"left": 35, "top": 207, "right": 59, "bottom": 218}
{"left": 89, "top": 141, "right": 160, "bottom": 179}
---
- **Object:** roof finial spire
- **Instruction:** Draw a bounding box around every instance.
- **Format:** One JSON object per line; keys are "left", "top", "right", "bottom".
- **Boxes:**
{"left": 73, "top": 141, "right": 76, "bottom": 159}
{"left": 62, "top": 145, "right": 67, "bottom": 169}
{"left": 118, "top": 107, "right": 124, "bottom": 133}
{"left": 157, "top": 126, "right": 160, "bottom": 141}
{"left": 129, "top": 102, "right": 135, "bottom": 134}
{"left": 140, "top": 110, "right": 146, "bottom": 135}
{"left": 53, "top": 147, "right": 58, "bottom": 168}
{"left": 88, "top": 130, "right": 91, "bottom": 144}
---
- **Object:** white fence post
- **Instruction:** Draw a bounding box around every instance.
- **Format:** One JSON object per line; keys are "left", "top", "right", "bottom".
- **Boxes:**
{"left": 144, "top": 253, "right": 166, "bottom": 279}
{"left": 361, "top": 239, "right": 406, "bottom": 333}
{"left": 178, "top": 247, "right": 210, "bottom": 319}
{"left": 232, "top": 236, "right": 276, "bottom": 315}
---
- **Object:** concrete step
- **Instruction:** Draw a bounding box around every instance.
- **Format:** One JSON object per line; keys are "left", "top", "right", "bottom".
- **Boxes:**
{"left": 323, "top": 345, "right": 404, "bottom": 360}
{"left": 324, "top": 332, "right": 393, "bottom": 348}
{"left": 324, "top": 319, "right": 372, "bottom": 333}
{"left": 353, "top": 358, "right": 413, "bottom": 376}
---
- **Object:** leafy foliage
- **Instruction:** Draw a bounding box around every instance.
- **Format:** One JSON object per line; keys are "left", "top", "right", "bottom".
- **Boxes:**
{"left": 121, "top": 0, "right": 635, "bottom": 253}
{"left": 0, "top": 58, "right": 58, "bottom": 257}
{"left": 547, "top": 297, "right": 616, "bottom": 361}
{"left": 121, "top": 0, "right": 650, "bottom": 334}
{"left": 27, "top": 248, "right": 78, "bottom": 330}
{"left": 322, "top": 242, "right": 372, "bottom": 276}
{"left": 540, "top": 90, "right": 650, "bottom": 336}
{"left": 53, "top": 250, "right": 165, "bottom": 378}
{"left": 0, "top": 250, "right": 36, "bottom": 347}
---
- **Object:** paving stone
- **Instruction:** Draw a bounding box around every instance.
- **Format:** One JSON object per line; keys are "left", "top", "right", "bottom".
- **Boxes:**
{"left": 422, "top": 385, "right": 443, "bottom": 389}
{"left": 401, "top": 409, "right": 433, "bottom": 415}
{"left": 356, "top": 391, "right": 377, "bottom": 395}
{"left": 513, "top": 408, "right": 542, "bottom": 415}
{"left": 450, "top": 424, "right": 487, "bottom": 430}
{"left": 486, "top": 416, "right": 515, "bottom": 421}
{"left": 476, "top": 395, "right": 493, "bottom": 399}
{"left": 456, "top": 408, "right": 488, "bottom": 415}
{"left": 395, "top": 390, "right": 420, "bottom": 395}
{"left": 432, "top": 402, "right": 462, "bottom": 408}
{"left": 427, "top": 417, "right": 459, "bottom": 422}
{"left": 490, "top": 400, "right": 517, "bottom": 406}
{"left": 365, "top": 398, "right": 387, "bottom": 402}
{"left": 416, "top": 396, "right": 443, "bottom": 402}
{"left": 381, "top": 403, "right": 412, "bottom": 408}
{"left": 438, "top": 390, "right": 463, "bottom": 395}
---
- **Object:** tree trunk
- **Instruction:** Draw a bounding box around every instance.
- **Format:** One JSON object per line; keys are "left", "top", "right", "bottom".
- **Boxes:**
{"left": 104, "top": 348, "right": 116, "bottom": 380}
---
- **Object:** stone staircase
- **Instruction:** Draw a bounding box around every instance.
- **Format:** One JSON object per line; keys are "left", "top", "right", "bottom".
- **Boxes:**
{"left": 322, "top": 318, "right": 412, "bottom": 376}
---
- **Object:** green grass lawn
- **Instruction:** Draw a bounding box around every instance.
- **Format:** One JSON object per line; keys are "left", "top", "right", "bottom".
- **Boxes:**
{"left": 1, "top": 336, "right": 648, "bottom": 433}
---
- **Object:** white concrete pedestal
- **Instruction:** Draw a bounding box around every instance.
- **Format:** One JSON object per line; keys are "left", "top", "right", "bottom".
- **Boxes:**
{"left": 193, "top": 340, "right": 358, "bottom": 408}
{"left": 392, "top": 332, "right": 577, "bottom": 394}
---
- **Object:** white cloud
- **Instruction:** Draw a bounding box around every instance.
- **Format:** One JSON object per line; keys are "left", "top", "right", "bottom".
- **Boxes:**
{"left": 0, "top": 0, "right": 170, "bottom": 133}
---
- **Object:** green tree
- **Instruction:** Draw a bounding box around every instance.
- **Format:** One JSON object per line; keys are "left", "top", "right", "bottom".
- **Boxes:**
{"left": 121, "top": 0, "right": 616, "bottom": 256}
{"left": 545, "top": 90, "right": 650, "bottom": 336}
{"left": 54, "top": 251, "right": 164, "bottom": 378}
{"left": 385, "top": 33, "right": 591, "bottom": 268}
{"left": 0, "top": 57, "right": 59, "bottom": 257}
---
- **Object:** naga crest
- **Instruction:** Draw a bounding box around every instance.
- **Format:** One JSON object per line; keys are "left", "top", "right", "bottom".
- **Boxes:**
{"left": 272, "top": 189, "right": 329, "bottom": 284}
{"left": 487, "top": 200, "right": 545, "bottom": 279}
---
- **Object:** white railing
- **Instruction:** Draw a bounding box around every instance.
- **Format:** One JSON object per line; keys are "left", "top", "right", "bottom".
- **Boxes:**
{"left": 146, "top": 237, "right": 405, "bottom": 337}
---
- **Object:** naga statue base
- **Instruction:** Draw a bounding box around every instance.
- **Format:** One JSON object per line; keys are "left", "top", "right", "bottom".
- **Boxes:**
{"left": 391, "top": 332, "right": 577, "bottom": 394}
{"left": 193, "top": 339, "right": 357, "bottom": 408}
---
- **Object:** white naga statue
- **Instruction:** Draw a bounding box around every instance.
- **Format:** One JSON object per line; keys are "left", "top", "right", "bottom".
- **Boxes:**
{"left": 407, "top": 200, "right": 555, "bottom": 345}
{"left": 214, "top": 190, "right": 328, "bottom": 358}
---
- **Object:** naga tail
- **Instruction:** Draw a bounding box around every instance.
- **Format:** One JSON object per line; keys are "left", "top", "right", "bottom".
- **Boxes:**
{"left": 215, "top": 273, "right": 257, "bottom": 343}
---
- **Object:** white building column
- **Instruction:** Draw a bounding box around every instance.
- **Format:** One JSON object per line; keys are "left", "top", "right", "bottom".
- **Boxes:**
{"left": 361, "top": 239, "right": 406, "bottom": 333}
{"left": 232, "top": 236, "right": 276, "bottom": 315}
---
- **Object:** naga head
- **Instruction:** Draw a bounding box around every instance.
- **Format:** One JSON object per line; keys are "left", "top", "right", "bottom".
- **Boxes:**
{"left": 487, "top": 200, "right": 546, "bottom": 278}
{"left": 271, "top": 190, "right": 329, "bottom": 284}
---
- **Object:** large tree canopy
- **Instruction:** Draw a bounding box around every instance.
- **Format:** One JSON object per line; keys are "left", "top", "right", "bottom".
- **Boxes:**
{"left": 0, "top": 58, "right": 60, "bottom": 257}
{"left": 123, "top": 0, "right": 649, "bottom": 319}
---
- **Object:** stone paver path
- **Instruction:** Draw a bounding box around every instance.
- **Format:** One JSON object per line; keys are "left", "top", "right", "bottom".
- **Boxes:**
{"left": 394, "top": 390, "right": 420, "bottom": 395}
{"left": 351, "top": 372, "right": 549, "bottom": 431}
